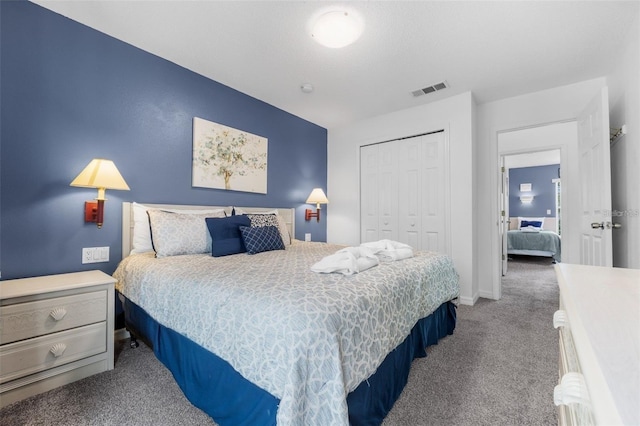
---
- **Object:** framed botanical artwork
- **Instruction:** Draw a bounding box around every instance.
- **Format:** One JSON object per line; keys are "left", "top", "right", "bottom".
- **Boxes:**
{"left": 192, "top": 117, "right": 268, "bottom": 194}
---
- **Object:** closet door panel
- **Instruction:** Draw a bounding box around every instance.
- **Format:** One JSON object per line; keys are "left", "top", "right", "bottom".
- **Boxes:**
{"left": 421, "top": 133, "right": 446, "bottom": 253}
{"left": 398, "top": 137, "right": 422, "bottom": 247}
{"left": 423, "top": 232, "right": 440, "bottom": 251}
{"left": 360, "top": 131, "right": 448, "bottom": 254}
{"left": 378, "top": 142, "right": 398, "bottom": 241}
{"left": 360, "top": 144, "right": 379, "bottom": 243}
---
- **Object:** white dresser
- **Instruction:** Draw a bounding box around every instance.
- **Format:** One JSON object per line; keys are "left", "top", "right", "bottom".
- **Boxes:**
{"left": 0, "top": 270, "right": 115, "bottom": 408}
{"left": 553, "top": 264, "right": 640, "bottom": 425}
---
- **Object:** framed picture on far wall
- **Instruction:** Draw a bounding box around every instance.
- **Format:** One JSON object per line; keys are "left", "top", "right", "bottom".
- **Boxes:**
{"left": 192, "top": 117, "right": 268, "bottom": 194}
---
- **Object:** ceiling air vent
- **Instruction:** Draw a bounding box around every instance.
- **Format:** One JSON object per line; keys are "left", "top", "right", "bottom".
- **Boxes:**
{"left": 412, "top": 81, "right": 449, "bottom": 97}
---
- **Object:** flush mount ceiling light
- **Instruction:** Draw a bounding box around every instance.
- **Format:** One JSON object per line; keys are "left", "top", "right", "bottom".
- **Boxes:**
{"left": 311, "top": 10, "right": 364, "bottom": 48}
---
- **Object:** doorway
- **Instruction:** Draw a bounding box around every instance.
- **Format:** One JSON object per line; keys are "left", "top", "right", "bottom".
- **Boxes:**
{"left": 500, "top": 149, "right": 562, "bottom": 276}
{"left": 497, "top": 121, "right": 577, "bottom": 290}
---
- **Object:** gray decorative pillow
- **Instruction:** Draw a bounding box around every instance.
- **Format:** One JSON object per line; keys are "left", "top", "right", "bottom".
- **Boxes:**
{"left": 147, "top": 209, "right": 224, "bottom": 257}
{"left": 130, "top": 202, "right": 226, "bottom": 254}
{"left": 246, "top": 213, "right": 278, "bottom": 228}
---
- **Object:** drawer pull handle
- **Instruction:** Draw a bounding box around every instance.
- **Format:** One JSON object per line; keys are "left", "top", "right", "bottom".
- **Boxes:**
{"left": 49, "top": 308, "right": 67, "bottom": 321}
{"left": 49, "top": 343, "right": 67, "bottom": 358}
{"left": 554, "top": 372, "right": 591, "bottom": 407}
{"left": 553, "top": 310, "right": 567, "bottom": 329}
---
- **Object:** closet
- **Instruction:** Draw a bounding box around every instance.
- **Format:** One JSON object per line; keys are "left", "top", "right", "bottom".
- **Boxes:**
{"left": 360, "top": 131, "right": 448, "bottom": 254}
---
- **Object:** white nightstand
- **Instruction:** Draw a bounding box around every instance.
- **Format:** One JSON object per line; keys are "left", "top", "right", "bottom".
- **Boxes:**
{"left": 0, "top": 270, "right": 115, "bottom": 408}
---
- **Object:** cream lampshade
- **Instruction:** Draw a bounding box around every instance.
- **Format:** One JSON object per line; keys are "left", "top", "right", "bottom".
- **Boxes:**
{"left": 305, "top": 188, "right": 329, "bottom": 222}
{"left": 70, "top": 158, "right": 130, "bottom": 228}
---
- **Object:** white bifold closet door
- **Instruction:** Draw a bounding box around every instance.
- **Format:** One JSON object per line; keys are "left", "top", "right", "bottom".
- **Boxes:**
{"left": 360, "top": 131, "right": 447, "bottom": 253}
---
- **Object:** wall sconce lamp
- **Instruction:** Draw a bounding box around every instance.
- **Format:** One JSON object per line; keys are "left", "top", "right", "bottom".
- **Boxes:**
{"left": 305, "top": 188, "right": 329, "bottom": 222}
{"left": 520, "top": 195, "right": 534, "bottom": 204}
{"left": 70, "top": 158, "right": 130, "bottom": 228}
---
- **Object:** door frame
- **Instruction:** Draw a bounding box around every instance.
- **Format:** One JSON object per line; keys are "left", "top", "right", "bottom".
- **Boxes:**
{"left": 500, "top": 157, "right": 509, "bottom": 276}
{"left": 494, "top": 120, "right": 576, "bottom": 300}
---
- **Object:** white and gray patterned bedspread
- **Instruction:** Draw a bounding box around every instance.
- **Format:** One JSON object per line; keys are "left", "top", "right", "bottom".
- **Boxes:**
{"left": 113, "top": 242, "right": 459, "bottom": 425}
{"left": 507, "top": 230, "right": 561, "bottom": 261}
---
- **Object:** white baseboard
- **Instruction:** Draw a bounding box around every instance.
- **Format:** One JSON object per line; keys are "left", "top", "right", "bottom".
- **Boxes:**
{"left": 478, "top": 290, "right": 496, "bottom": 300}
{"left": 459, "top": 293, "right": 479, "bottom": 306}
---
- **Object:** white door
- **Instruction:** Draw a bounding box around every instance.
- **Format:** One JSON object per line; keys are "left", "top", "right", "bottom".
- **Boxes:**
{"left": 360, "top": 144, "right": 379, "bottom": 243}
{"left": 419, "top": 132, "right": 446, "bottom": 252}
{"left": 397, "top": 132, "right": 447, "bottom": 251}
{"left": 577, "top": 87, "right": 613, "bottom": 266}
{"left": 398, "top": 136, "right": 422, "bottom": 248}
{"left": 500, "top": 159, "right": 509, "bottom": 275}
{"left": 360, "top": 132, "right": 448, "bottom": 252}
{"left": 378, "top": 142, "right": 398, "bottom": 241}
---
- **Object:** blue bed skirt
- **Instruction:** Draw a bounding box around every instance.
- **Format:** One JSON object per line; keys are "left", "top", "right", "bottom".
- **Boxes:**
{"left": 123, "top": 297, "right": 456, "bottom": 426}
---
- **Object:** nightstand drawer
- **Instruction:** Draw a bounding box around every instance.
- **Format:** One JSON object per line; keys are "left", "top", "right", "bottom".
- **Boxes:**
{"left": 0, "top": 322, "right": 106, "bottom": 384}
{"left": 0, "top": 290, "right": 107, "bottom": 344}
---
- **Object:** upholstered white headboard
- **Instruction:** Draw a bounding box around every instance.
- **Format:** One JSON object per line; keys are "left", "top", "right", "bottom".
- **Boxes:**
{"left": 122, "top": 202, "right": 295, "bottom": 259}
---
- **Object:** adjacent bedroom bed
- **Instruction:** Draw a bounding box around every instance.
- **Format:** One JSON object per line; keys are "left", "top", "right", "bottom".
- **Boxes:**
{"left": 113, "top": 202, "right": 460, "bottom": 426}
{"left": 507, "top": 217, "right": 561, "bottom": 262}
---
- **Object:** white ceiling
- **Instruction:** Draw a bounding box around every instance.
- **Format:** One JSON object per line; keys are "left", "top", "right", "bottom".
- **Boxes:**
{"left": 31, "top": 1, "right": 639, "bottom": 129}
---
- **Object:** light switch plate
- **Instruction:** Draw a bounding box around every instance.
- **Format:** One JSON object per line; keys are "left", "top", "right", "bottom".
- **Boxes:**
{"left": 82, "top": 247, "right": 110, "bottom": 264}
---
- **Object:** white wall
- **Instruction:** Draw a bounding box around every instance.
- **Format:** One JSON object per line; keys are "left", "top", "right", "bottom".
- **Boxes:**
{"left": 327, "top": 92, "right": 476, "bottom": 305}
{"left": 608, "top": 11, "right": 640, "bottom": 269}
{"left": 476, "top": 78, "right": 607, "bottom": 299}
{"left": 327, "top": 14, "right": 639, "bottom": 306}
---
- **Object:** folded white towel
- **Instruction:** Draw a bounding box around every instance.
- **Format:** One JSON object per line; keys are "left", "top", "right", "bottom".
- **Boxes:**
{"left": 360, "top": 239, "right": 414, "bottom": 262}
{"left": 311, "top": 246, "right": 379, "bottom": 275}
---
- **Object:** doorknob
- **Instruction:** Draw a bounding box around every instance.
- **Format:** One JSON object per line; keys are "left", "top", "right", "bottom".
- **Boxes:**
{"left": 591, "top": 222, "right": 622, "bottom": 230}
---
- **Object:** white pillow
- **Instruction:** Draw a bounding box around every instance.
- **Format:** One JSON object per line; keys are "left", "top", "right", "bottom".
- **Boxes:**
{"left": 130, "top": 202, "right": 226, "bottom": 254}
{"left": 147, "top": 210, "right": 216, "bottom": 258}
{"left": 232, "top": 207, "right": 278, "bottom": 215}
{"left": 276, "top": 214, "right": 292, "bottom": 246}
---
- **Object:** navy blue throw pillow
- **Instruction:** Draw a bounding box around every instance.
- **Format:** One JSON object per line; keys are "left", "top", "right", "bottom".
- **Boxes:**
{"left": 206, "top": 215, "right": 251, "bottom": 257}
{"left": 239, "top": 225, "right": 285, "bottom": 255}
{"left": 520, "top": 220, "right": 543, "bottom": 228}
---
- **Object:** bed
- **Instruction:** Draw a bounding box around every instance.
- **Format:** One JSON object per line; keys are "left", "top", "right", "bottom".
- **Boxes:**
{"left": 114, "top": 202, "right": 460, "bottom": 425}
{"left": 507, "top": 217, "right": 561, "bottom": 262}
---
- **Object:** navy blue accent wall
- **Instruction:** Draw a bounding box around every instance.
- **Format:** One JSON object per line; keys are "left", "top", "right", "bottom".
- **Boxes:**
{"left": 0, "top": 1, "right": 327, "bottom": 280}
{"left": 509, "top": 164, "right": 560, "bottom": 218}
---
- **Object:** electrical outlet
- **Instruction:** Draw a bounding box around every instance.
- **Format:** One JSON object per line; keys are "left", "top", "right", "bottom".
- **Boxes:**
{"left": 547, "top": 209, "right": 551, "bottom": 214}
{"left": 82, "top": 247, "right": 110, "bottom": 264}
{"left": 305, "top": 233, "right": 311, "bottom": 242}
